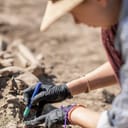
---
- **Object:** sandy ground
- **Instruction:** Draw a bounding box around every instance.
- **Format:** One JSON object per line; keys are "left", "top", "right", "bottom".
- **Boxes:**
{"left": 0, "top": 0, "right": 120, "bottom": 128}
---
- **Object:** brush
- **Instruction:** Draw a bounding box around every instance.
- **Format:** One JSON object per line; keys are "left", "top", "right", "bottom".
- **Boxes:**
{"left": 23, "top": 82, "right": 42, "bottom": 118}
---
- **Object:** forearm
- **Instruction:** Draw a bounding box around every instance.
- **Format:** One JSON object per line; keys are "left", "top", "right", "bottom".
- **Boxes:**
{"left": 69, "top": 106, "right": 101, "bottom": 128}
{"left": 85, "top": 62, "right": 117, "bottom": 90}
{"left": 67, "top": 62, "right": 118, "bottom": 95}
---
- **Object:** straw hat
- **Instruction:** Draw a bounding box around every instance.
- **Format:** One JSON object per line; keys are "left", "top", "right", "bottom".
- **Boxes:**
{"left": 40, "top": 0, "right": 84, "bottom": 31}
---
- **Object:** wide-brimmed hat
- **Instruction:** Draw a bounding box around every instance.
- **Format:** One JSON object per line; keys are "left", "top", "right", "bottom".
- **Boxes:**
{"left": 40, "top": 0, "right": 84, "bottom": 31}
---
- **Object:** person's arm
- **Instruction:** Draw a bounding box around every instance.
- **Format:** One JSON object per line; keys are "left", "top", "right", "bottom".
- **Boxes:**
{"left": 24, "top": 104, "right": 104, "bottom": 128}
{"left": 69, "top": 106, "right": 101, "bottom": 128}
{"left": 67, "top": 61, "right": 118, "bottom": 95}
{"left": 23, "top": 62, "right": 117, "bottom": 107}
{"left": 70, "top": 106, "right": 114, "bottom": 128}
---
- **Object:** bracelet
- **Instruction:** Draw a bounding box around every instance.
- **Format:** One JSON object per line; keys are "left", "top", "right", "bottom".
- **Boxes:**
{"left": 86, "top": 78, "right": 91, "bottom": 93}
{"left": 68, "top": 104, "right": 86, "bottom": 124}
{"left": 81, "top": 75, "right": 91, "bottom": 93}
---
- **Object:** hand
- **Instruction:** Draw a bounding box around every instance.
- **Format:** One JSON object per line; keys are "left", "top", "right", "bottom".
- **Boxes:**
{"left": 25, "top": 104, "right": 76, "bottom": 128}
{"left": 23, "top": 83, "right": 54, "bottom": 105}
{"left": 23, "top": 83, "right": 72, "bottom": 106}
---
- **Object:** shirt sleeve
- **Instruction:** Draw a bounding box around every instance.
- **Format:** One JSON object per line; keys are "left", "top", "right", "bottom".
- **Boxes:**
{"left": 107, "top": 0, "right": 128, "bottom": 127}
{"left": 97, "top": 111, "right": 114, "bottom": 128}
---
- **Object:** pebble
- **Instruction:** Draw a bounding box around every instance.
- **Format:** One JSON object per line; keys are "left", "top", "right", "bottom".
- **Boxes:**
{"left": 8, "top": 103, "right": 14, "bottom": 109}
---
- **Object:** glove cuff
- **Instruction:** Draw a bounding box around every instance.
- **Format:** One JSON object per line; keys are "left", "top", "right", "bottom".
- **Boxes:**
{"left": 62, "top": 84, "right": 73, "bottom": 99}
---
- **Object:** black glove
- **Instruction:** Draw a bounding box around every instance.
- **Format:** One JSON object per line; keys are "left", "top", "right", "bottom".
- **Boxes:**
{"left": 25, "top": 104, "right": 76, "bottom": 128}
{"left": 23, "top": 83, "right": 72, "bottom": 105}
